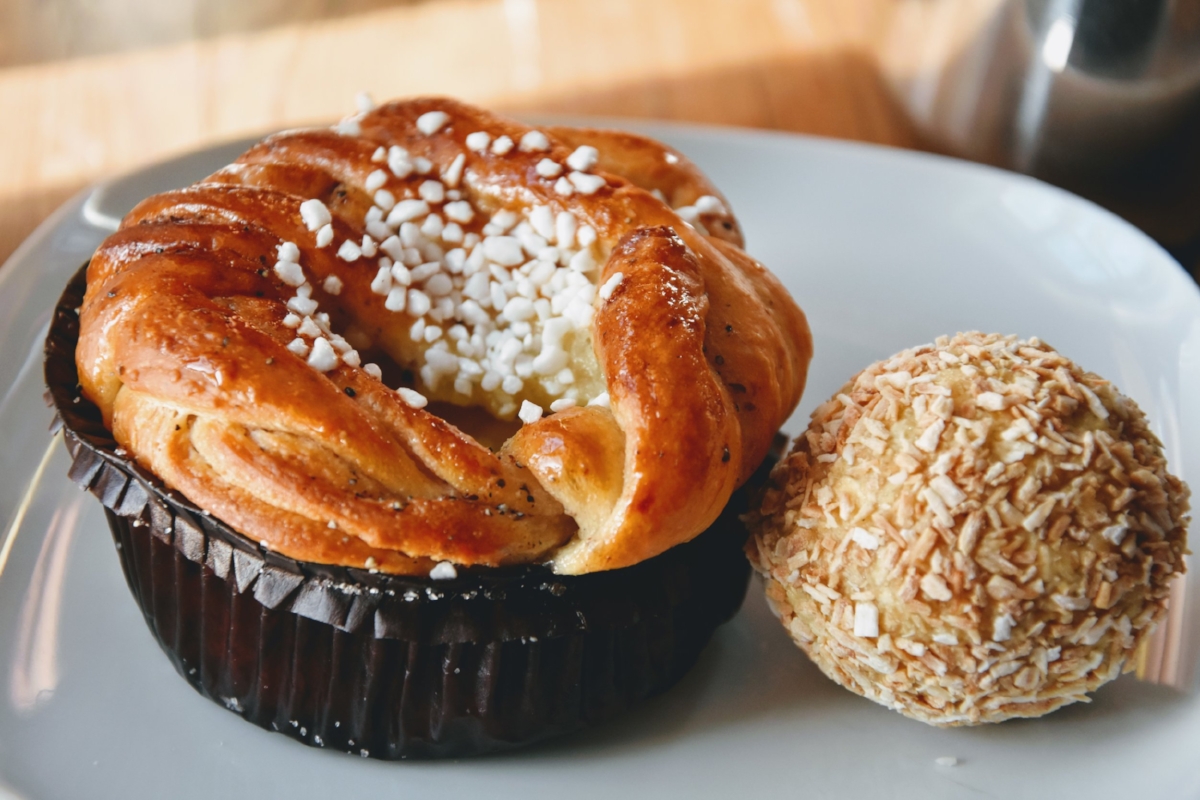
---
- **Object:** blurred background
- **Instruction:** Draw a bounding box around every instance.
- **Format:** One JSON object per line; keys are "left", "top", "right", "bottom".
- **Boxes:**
{"left": 1, "top": 0, "right": 1198, "bottom": 279}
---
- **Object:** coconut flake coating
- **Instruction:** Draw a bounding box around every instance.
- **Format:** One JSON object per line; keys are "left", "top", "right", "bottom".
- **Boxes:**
{"left": 747, "top": 332, "right": 1190, "bottom": 725}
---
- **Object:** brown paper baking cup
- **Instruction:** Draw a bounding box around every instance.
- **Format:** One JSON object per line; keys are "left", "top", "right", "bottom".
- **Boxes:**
{"left": 45, "top": 264, "right": 759, "bottom": 759}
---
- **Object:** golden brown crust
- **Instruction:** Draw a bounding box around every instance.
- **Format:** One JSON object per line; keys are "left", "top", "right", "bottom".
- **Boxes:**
{"left": 747, "top": 332, "right": 1190, "bottom": 724}
{"left": 542, "top": 125, "right": 745, "bottom": 247}
{"left": 78, "top": 97, "right": 811, "bottom": 575}
{"left": 550, "top": 227, "right": 741, "bottom": 571}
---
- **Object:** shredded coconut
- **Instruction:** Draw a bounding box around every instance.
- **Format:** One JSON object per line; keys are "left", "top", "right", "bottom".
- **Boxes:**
{"left": 849, "top": 527, "right": 879, "bottom": 550}
{"left": 854, "top": 602, "right": 879, "bottom": 638}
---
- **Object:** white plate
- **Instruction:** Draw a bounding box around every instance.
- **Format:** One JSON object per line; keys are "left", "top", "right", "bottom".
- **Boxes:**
{"left": 1, "top": 122, "right": 1199, "bottom": 800}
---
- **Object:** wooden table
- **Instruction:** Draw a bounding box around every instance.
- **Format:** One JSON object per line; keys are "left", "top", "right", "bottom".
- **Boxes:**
{"left": 0, "top": 0, "right": 1195, "bottom": 275}
{"left": 0, "top": 0, "right": 989, "bottom": 265}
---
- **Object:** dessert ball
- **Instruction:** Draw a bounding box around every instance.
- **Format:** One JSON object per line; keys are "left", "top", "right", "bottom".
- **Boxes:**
{"left": 747, "top": 332, "right": 1190, "bottom": 725}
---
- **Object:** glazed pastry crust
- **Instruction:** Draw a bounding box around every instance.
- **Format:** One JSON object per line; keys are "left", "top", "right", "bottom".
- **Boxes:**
{"left": 77, "top": 97, "right": 812, "bottom": 575}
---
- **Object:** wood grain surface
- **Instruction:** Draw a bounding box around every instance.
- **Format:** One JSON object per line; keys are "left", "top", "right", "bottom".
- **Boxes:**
{"left": 0, "top": 0, "right": 995, "bottom": 265}
{"left": 1, "top": 0, "right": 1195, "bottom": 273}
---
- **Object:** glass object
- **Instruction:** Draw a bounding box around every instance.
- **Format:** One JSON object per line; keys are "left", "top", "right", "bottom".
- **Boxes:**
{"left": 886, "top": 0, "right": 1200, "bottom": 276}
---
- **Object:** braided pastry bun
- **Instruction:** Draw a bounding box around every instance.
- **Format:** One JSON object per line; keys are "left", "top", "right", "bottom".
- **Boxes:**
{"left": 77, "top": 97, "right": 812, "bottom": 575}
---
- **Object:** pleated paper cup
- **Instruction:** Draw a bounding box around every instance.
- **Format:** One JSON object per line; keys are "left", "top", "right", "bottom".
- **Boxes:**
{"left": 45, "top": 264, "right": 758, "bottom": 759}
